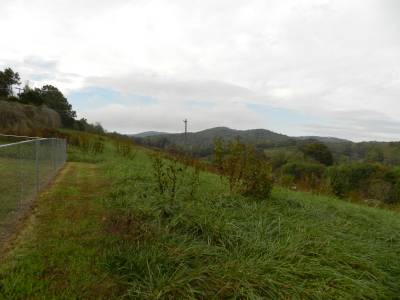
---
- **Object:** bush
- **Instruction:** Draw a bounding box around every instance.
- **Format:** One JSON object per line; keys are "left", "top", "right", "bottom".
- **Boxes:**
{"left": 149, "top": 152, "right": 202, "bottom": 207}
{"left": 281, "top": 162, "right": 326, "bottom": 190}
{"left": 0, "top": 100, "right": 61, "bottom": 133}
{"left": 115, "top": 140, "right": 135, "bottom": 158}
{"left": 214, "top": 138, "right": 273, "bottom": 200}
{"left": 326, "top": 163, "right": 400, "bottom": 204}
{"left": 299, "top": 141, "right": 333, "bottom": 166}
{"left": 328, "top": 163, "right": 383, "bottom": 198}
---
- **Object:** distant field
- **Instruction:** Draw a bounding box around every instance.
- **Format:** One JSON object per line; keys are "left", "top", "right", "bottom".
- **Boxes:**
{"left": 0, "top": 135, "right": 399, "bottom": 299}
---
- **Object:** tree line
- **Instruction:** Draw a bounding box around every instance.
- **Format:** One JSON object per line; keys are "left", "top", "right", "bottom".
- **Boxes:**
{"left": 0, "top": 67, "right": 103, "bottom": 134}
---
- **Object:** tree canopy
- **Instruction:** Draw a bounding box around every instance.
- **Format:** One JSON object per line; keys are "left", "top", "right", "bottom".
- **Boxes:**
{"left": 0, "top": 67, "right": 78, "bottom": 128}
{"left": 0, "top": 68, "right": 20, "bottom": 97}
{"left": 300, "top": 141, "right": 334, "bottom": 166}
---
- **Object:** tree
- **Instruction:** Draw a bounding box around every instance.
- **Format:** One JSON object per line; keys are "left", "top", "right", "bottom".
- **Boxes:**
{"left": 300, "top": 141, "right": 334, "bottom": 166}
{"left": 365, "top": 147, "right": 384, "bottom": 163}
{"left": 0, "top": 68, "right": 21, "bottom": 97}
{"left": 19, "top": 86, "right": 44, "bottom": 106}
{"left": 214, "top": 138, "right": 273, "bottom": 199}
{"left": 40, "top": 85, "right": 76, "bottom": 127}
{"left": 74, "top": 118, "right": 105, "bottom": 134}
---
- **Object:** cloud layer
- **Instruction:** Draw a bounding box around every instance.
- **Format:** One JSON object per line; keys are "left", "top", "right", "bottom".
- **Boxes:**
{"left": 1, "top": 0, "right": 400, "bottom": 141}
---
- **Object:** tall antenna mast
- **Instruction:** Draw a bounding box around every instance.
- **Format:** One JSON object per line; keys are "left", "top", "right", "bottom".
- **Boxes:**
{"left": 183, "top": 118, "right": 188, "bottom": 147}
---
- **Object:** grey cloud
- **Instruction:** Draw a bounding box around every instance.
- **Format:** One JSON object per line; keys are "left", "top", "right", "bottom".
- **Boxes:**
{"left": 303, "top": 110, "right": 400, "bottom": 141}
{"left": 0, "top": 56, "right": 82, "bottom": 89}
{"left": 85, "top": 102, "right": 264, "bottom": 134}
{"left": 86, "top": 75, "right": 264, "bottom": 104}
{"left": 1, "top": 0, "right": 400, "bottom": 140}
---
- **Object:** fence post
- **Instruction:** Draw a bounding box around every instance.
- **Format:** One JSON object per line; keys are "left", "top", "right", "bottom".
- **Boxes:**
{"left": 19, "top": 144, "right": 23, "bottom": 205}
{"left": 35, "top": 139, "right": 40, "bottom": 194}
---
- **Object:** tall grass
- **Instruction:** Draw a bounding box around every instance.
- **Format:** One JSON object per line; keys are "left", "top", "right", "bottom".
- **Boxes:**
{"left": 101, "top": 148, "right": 400, "bottom": 299}
{"left": 0, "top": 132, "right": 399, "bottom": 299}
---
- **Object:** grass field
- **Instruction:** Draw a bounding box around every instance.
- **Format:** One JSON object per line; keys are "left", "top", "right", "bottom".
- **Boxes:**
{"left": 0, "top": 139, "right": 399, "bottom": 299}
{"left": 0, "top": 142, "right": 62, "bottom": 243}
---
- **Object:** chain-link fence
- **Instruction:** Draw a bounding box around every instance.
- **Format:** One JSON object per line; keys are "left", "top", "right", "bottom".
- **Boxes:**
{"left": 0, "top": 135, "right": 67, "bottom": 242}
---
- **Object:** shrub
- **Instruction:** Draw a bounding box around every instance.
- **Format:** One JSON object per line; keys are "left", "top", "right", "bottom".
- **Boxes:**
{"left": 149, "top": 153, "right": 185, "bottom": 202}
{"left": 328, "top": 163, "right": 390, "bottom": 200}
{"left": 214, "top": 138, "right": 273, "bottom": 200}
{"left": 0, "top": 100, "right": 61, "bottom": 132}
{"left": 92, "top": 138, "right": 105, "bottom": 154}
{"left": 281, "top": 162, "right": 326, "bottom": 190}
{"left": 329, "top": 165, "right": 357, "bottom": 198}
{"left": 299, "top": 141, "right": 334, "bottom": 166}
{"left": 241, "top": 153, "right": 273, "bottom": 199}
{"left": 115, "top": 140, "right": 135, "bottom": 158}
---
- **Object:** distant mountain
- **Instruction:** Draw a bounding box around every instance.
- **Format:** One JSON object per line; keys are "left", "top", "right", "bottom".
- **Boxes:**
{"left": 130, "top": 131, "right": 169, "bottom": 138}
{"left": 295, "top": 136, "right": 351, "bottom": 143}
{"left": 133, "top": 126, "right": 296, "bottom": 156}
{"left": 132, "top": 126, "right": 400, "bottom": 164}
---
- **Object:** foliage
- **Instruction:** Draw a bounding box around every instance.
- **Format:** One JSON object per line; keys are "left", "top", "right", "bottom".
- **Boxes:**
{"left": 327, "top": 163, "right": 400, "bottom": 204}
{"left": 0, "top": 68, "right": 103, "bottom": 132}
{"left": 299, "top": 141, "right": 334, "bottom": 166}
{"left": 135, "top": 126, "right": 294, "bottom": 158}
{"left": 281, "top": 161, "right": 326, "bottom": 190}
{"left": 0, "top": 68, "right": 20, "bottom": 97}
{"left": 365, "top": 147, "right": 384, "bottom": 163}
{"left": 18, "top": 86, "right": 44, "bottom": 106}
{"left": 74, "top": 118, "right": 105, "bottom": 134}
{"left": 38, "top": 85, "right": 76, "bottom": 127}
{"left": 114, "top": 139, "right": 135, "bottom": 158}
{"left": 63, "top": 131, "right": 105, "bottom": 155}
{"left": 135, "top": 125, "right": 400, "bottom": 168}
{"left": 0, "top": 100, "right": 61, "bottom": 133}
{"left": 1, "top": 132, "right": 400, "bottom": 299}
{"left": 214, "top": 138, "right": 273, "bottom": 199}
{"left": 149, "top": 152, "right": 200, "bottom": 203}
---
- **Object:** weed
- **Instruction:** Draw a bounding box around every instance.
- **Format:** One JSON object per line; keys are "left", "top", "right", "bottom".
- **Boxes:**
{"left": 214, "top": 138, "right": 273, "bottom": 199}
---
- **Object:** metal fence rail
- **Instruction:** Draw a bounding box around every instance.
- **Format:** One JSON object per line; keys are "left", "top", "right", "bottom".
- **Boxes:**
{"left": 0, "top": 137, "right": 66, "bottom": 242}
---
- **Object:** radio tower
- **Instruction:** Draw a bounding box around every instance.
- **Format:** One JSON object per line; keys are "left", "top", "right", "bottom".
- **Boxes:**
{"left": 183, "top": 118, "right": 188, "bottom": 146}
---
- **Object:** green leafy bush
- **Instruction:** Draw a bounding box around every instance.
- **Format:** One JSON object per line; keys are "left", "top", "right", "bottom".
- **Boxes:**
{"left": 281, "top": 161, "right": 326, "bottom": 190}
{"left": 327, "top": 163, "right": 400, "bottom": 204}
{"left": 214, "top": 138, "right": 273, "bottom": 200}
{"left": 299, "top": 141, "right": 334, "bottom": 166}
{"left": 149, "top": 152, "right": 200, "bottom": 203}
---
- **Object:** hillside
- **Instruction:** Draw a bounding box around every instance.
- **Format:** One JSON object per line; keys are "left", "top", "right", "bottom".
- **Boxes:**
{"left": 296, "top": 136, "right": 351, "bottom": 143}
{"left": 0, "top": 131, "right": 399, "bottom": 298}
{"left": 134, "top": 126, "right": 400, "bottom": 164}
{"left": 130, "top": 131, "right": 170, "bottom": 138}
{"left": 0, "top": 100, "right": 61, "bottom": 133}
{"left": 134, "top": 126, "right": 295, "bottom": 156}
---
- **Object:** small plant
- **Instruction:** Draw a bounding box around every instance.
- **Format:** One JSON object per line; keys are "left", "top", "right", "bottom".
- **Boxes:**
{"left": 187, "top": 162, "right": 200, "bottom": 199}
{"left": 91, "top": 138, "right": 105, "bottom": 154}
{"left": 165, "top": 159, "right": 184, "bottom": 202}
{"left": 151, "top": 152, "right": 167, "bottom": 195}
{"left": 241, "top": 148, "right": 273, "bottom": 199}
{"left": 150, "top": 152, "right": 198, "bottom": 203}
{"left": 115, "top": 140, "right": 136, "bottom": 159}
{"left": 79, "top": 134, "right": 91, "bottom": 152}
{"left": 213, "top": 138, "right": 273, "bottom": 200}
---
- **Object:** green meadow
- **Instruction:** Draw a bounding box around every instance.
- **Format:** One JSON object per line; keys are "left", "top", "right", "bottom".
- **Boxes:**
{"left": 0, "top": 135, "right": 399, "bottom": 299}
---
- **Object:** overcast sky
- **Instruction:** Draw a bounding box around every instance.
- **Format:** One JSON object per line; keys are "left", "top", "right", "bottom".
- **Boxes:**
{"left": 1, "top": 0, "right": 399, "bottom": 141}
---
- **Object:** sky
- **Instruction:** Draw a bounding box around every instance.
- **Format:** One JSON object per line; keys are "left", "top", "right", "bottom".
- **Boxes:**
{"left": 0, "top": 0, "right": 399, "bottom": 141}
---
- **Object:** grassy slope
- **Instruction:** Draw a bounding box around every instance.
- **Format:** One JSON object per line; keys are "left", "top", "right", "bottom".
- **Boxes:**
{"left": 0, "top": 140, "right": 400, "bottom": 299}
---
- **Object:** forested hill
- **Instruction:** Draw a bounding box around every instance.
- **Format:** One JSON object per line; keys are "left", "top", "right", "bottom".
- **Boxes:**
{"left": 133, "top": 126, "right": 400, "bottom": 165}
{"left": 0, "top": 67, "right": 104, "bottom": 135}
{"left": 133, "top": 127, "right": 293, "bottom": 156}
{"left": 0, "top": 100, "right": 61, "bottom": 133}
